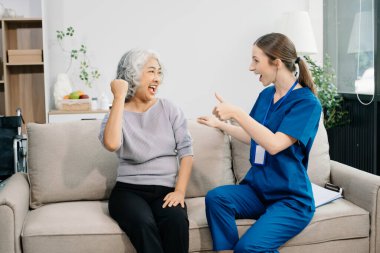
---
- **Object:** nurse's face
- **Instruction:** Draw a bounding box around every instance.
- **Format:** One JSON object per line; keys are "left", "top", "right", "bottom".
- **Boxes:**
{"left": 249, "top": 45, "right": 278, "bottom": 86}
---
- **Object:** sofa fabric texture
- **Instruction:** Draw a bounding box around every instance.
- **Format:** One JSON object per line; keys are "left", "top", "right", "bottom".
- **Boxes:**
{"left": 1, "top": 118, "right": 379, "bottom": 253}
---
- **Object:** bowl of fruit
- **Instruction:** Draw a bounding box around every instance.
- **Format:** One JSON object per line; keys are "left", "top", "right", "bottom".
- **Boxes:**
{"left": 61, "top": 90, "right": 91, "bottom": 111}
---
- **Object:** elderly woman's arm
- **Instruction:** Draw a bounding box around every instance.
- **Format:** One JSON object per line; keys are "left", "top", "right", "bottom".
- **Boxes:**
{"left": 103, "top": 80, "right": 129, "bottom": 152}
{"left": 163, "top": 156, "right": 193, "bottom": 208}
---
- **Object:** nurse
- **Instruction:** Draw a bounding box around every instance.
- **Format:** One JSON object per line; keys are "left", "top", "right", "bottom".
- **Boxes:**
{"left": 197, "top": 32, "right": 322, "bottom": 253}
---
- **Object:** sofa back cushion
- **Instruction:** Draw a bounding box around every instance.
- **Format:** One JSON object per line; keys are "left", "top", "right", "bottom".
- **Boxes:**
{"left": 231, "top": 115, "right": 331, "bottom": 186}
{"left": 27, "top": 120, "right": 118, "bottom": 209}
{"left": 186, "top": 120, "right": 235, "bottom": 197}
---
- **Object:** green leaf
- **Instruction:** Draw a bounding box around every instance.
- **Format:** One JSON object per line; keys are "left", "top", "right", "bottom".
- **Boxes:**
{"left": 305, "top": 55, "right": 349, "bottom": 129}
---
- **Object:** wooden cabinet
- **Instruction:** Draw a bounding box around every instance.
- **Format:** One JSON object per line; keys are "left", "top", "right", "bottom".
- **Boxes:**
{"left": 0, "top": 18, "right": 45, "bottom": 124}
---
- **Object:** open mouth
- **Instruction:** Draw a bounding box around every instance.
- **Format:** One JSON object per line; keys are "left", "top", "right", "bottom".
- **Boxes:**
{"left": 148, "top": 85, "right": 157, "bottom": 94}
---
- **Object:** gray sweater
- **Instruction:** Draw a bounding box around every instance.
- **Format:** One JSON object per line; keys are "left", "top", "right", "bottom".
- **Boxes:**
{"left": 99, "top": 98, "right": 193, "bottom": 187}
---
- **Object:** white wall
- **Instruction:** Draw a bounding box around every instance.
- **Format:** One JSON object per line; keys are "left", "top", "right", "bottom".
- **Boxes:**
{"left": 42, "top": 0, "right": 323, "bottom": 119}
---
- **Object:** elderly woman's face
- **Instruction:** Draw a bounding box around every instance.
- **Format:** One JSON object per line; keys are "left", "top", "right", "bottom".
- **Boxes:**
{"left": 136, "top": 57, "right": 162, "bottom": 101}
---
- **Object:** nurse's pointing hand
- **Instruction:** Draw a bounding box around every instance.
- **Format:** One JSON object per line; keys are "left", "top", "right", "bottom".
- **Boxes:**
{"left": 215, "top": 93, "right": 225, "bottom": 103}
{"left": 213, "top": 92, "right": 239, "bottom": 121}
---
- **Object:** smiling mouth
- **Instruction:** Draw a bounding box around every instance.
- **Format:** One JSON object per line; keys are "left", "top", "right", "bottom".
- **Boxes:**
{"left": 148, "top": 85, "right": 157, "bottom": 93}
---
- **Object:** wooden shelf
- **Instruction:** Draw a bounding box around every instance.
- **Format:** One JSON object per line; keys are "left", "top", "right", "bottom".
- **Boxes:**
{"left": 6, "top": 62, "right": 44, "bottom": 66}
{"left": 0, "top": 18, "right": 46, "bottom": 123}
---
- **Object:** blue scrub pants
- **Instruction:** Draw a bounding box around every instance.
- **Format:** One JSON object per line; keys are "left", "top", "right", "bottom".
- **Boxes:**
{"left": 205, "top": 184, "right": 314, "bottom": 253}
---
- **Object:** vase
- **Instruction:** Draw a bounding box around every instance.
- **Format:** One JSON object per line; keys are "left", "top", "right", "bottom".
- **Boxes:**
{"left": 53, "top": 73, "right": 73, "bottom": 110}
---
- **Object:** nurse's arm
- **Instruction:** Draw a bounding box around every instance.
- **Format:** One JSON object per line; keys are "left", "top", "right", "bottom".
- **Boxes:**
{"left": 233, "top": 109, "right": 297, "bottom": 155}
{"left": 197, "top": 116, "right": 251, "bottom": 144}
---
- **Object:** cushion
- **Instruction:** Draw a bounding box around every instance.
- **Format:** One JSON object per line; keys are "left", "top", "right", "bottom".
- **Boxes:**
{"left": 307, "top": 115, "right": 331, "bottom": 186}
{"left": 22, "top": 201, "right": 135, "bottom": 253}
{"left": 21, "top": 198, "right": 368, "bottom": 253}
{"left": 186, "top": 120, "right": 235, "bottom": 197}
{"left": 27, "top": 120, "right": 118, "bottom": 209}
{"left": 231, "top": 115, "right": 331, "bottom": 186}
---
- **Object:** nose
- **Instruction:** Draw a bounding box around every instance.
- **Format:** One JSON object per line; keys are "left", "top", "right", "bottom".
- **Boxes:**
{"left": 249, "top": 63, "right": 255, "bottom": 72}
{"left": 153, "top": 73, "right": 161, "bottom": 83}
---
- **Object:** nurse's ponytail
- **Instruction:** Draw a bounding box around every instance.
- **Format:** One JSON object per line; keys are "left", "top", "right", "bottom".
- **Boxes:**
{"left": 297, "top": 57, "right": 316, "bottom": 95}
{"left": 254, "top": 33, "right": 317, "bottom": 95}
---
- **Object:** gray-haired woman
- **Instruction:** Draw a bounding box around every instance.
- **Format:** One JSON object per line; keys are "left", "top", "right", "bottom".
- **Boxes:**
{"left": 99, "top": 49, "right": 193, "bottom": 253}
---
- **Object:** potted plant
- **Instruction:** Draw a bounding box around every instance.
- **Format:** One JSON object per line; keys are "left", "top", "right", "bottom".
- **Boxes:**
{"left": 53, "top": 26, "right": 101, "bottom": 110}
{"left": 56, "top": 26, "right": 100, "bottom": 88}
{"left": 304, "top": 55, "right": 348, "bottom": 129}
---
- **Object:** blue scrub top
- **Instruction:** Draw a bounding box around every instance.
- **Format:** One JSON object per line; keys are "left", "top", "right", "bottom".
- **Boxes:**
{"left": 241, "top": 85, "right": 322, "bottom": 211}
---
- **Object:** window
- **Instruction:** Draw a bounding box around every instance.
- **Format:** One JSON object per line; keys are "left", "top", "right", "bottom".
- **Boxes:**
{"left": 324, "top": 0, "right": 375, "bottom": 95}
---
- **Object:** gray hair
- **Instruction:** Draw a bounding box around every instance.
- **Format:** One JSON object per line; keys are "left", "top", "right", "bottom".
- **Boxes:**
{"left": 116, "top": 49, "right": 163, "bottom": 102}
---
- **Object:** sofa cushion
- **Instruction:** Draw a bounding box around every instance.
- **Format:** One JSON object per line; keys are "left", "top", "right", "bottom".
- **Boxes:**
{"left": 231, "top": 115, "right": 331, "bottom": 186}
{"left": 27, "top": 121, "right": 119, "bottom": 209}
{"left": 22, "top": 201, "right": 136, "bottom": 253}
{"left": 21, "top": 198, "right": 368, "bottom": 253}
{"left": 186, "top": 197, "right": 368, "bottom": 251}
{"left": 186, "top": 120, "right": 235, "bottom": 197}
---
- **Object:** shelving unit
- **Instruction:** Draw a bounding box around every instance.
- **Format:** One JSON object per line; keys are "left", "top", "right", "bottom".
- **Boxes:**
{"left": 0, "top": 18, "right": 45, "bottom": 124}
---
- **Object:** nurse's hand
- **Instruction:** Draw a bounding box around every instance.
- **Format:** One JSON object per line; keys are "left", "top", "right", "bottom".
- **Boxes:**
{"left": 197, "top": 115, "right": 222, "bottom": 128}
{"left": 162, "top": 190, "right": 185, "bottom": 208}
{"left": 213, "top": 93, "right": 240, "bottom": 121}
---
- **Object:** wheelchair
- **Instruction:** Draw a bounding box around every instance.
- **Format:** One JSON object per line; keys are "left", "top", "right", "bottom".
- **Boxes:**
{"left": 0, "top": 108, "right": 28, "bottom": 182}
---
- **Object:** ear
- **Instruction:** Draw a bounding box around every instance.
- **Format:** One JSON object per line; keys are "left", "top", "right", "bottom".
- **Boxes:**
{"left": 273, "top": 59, "right": 282, "bottom": 68}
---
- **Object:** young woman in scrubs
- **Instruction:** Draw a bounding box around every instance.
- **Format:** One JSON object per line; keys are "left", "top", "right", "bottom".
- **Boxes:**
{"left": 197, "top": 33, "right": 322, "bottom": 253}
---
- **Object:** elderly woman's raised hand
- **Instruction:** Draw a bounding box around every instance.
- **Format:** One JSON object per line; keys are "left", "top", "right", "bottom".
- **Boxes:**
{"left": 111, "top": 79, "right": 129, "bottom": 100}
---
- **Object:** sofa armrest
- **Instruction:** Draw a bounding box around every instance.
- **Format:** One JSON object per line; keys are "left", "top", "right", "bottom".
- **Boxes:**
{"left": 0, "top": 173, "right": 30, "bottom": 253}
{"left": 330, "top": 160, "right": 380, "bottom": 253}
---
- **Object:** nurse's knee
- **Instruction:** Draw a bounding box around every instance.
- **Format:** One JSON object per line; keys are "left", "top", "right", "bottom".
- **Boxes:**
{"left": 205, "top": 187, "right": 226, "bottom": 206}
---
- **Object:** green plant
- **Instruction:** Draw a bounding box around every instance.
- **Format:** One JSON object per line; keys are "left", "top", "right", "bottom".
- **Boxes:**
{"left": 56, "top": 26, "right": 100, "bottom": 88}
{"left": 304, "top": 55, "right": 349, "bottom": 129}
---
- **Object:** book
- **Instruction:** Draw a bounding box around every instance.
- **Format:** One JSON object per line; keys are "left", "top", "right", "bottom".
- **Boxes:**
{"left": 312, "top": 183, "right": 343, "bottom": 208}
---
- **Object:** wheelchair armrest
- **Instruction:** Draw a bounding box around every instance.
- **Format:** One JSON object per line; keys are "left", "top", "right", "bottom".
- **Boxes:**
{"left": 0, "top": 173, "right": 30, "bottom": 253}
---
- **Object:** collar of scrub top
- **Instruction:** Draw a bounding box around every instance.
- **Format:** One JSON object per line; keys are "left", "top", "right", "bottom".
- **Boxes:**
{"left": 262, "top": 79, "right": 299, "bottom": 126}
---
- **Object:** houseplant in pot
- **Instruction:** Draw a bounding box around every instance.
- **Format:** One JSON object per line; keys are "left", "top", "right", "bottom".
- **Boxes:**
{"left": 304, "top": 55, "right": 348, "bottom": 129}
{"left": 53, "top": 26, "right": 101, "bottom": 110}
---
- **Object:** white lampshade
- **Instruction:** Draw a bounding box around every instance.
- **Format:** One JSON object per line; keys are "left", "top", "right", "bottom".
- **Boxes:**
{"left": 277, "top": 11, "right": 317, "bottom": 55}
{"left": 347, "top": 11, "right": 374, "bottom": 53}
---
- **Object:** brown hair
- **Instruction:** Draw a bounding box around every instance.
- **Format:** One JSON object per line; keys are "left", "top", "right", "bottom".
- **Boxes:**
{"left": 254, "top": 33, "right": 316, "bottom": 95}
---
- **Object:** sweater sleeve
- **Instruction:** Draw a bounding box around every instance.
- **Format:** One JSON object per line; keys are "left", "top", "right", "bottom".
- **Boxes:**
{"left": 164, "top": 99, "right": 193, "bottom": 158}
{"left": 98, "top": 112, "right": 110, "bottom": 146}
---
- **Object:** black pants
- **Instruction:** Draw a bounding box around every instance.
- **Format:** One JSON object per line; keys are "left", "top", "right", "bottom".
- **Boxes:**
{"left": 108, "top": 182, "right": 189, "bottom": 253}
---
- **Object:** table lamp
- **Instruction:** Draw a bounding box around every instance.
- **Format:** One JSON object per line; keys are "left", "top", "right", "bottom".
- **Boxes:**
{"left": 347, "top": 11, "right": 374, "bottom": 95}
{"left": 277, "top": 11, "right": 317, "bottom": 56}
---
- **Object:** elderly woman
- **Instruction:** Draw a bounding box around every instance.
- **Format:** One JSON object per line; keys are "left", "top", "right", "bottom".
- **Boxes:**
{"left": 99, "top": 49, "right": 193, "bottom": 253}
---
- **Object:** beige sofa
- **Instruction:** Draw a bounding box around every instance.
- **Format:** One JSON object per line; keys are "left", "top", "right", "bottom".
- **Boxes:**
{"left": 1, "top": 118, "right": 380, "bottom": 253}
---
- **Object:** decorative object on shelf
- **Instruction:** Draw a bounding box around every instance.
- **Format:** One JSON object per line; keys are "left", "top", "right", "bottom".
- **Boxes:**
{"left": 53, "top": 73, "right": 73, "bottom": 110}
{"left": 305, "top": 55, "right": 349, "bottom": 129}
{"left": 91, "top": 97, "right": 99, "bottom": 111}
{"left": 61, "top": 90, "right": 91, "bottom": 111}
{"left": 56, "top": 26, "right": 100, "bottom": 88}
{"left": 5, "top": 8, "right": 16, "bottom": 18}
{"left": 0, "top": 3, "right": 5, "bottom": 18}
{"left": 99, "top": 93, "right": 110, "bottom": 110}
{"left": 7, "top": 49, "right": 43, "bottom": 63}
